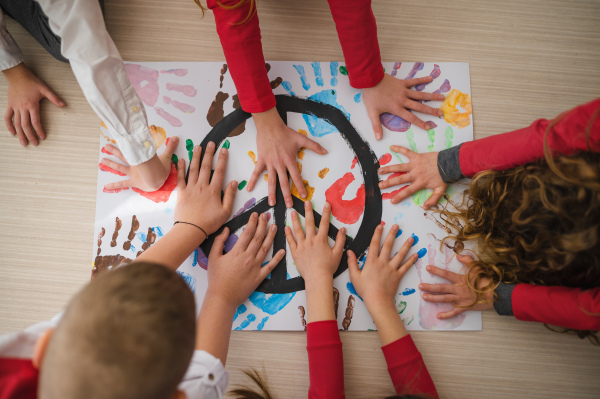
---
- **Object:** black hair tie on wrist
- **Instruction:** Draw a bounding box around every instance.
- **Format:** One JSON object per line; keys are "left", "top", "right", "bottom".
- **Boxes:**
{"left": 174, "top": 221, "right": 208, "bottom": 239}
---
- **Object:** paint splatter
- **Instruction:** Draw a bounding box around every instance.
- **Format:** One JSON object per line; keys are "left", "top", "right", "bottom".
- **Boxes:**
{"left": 166, "top": 82, "right": 197, "bottom": 97}
{"left": 207, "top": 92, "right": 229, "bottom": 126}
{"left": 293, "top": 65, "right": 310, "bottom": 90}
{"left": 303, "top": 89, "right": 350, "bottom": 137}
{"left": 132, "top": 163, "right": 178, "bottom": 203}
{"left": 406, "top": 62, "right": 424, "bottom": 79}
{"left": 346, "top": 282, "right": 363, "bottom": 301}
{"left": 177, "top": 271, "right": 197, "bottom": 294}
{"left": 402, "top": 288, "right": 416, "bottom": 296}
{"left": 123, "top": 215, "right": 140, "bottom": 250}
{"left": 417, "top": 248, "right": 427, "bottom": 258}
{"left": 297, "top": 148, "right": 305, "bottom": 160}
{"left": 311, "top": 62, "right": 324, "bottom": 86}
{"left": 406, "top": 128, "right": 418, "bottom": 153}
{"left": 330, "top": 62, "right": 339, "bottom": 86}
{"left": 223, "top": 140, "right": 230, "bottom": 149}
{"left": 163, "top": 96, "right": 195, "bottom": 113}
{"left": 381, "top": 186, "right": 407, "bottom": 201}
{"left": 281, "top": 81, "right": 295, "bottom": 96}
{"left": 351, "top": 156, "right": 358, "bottom": 169}
{"left": 318, "top": 168, "right": 329, "bottom": 179}
{"left": 381, "top": 113, "right": 411, "bottom": 132}
{"left": 391, "top": 62, "right": 401, "bottom": 77}
{"left": 161, "top": 68, "right": 188, "bottom": 77}
{"left": 441, "top": 89, "right": 472, "bottom": 128}
{"left": 379, "top": 153, "right": 392, "bottom": 166}
{"left": 339, "top": 65, "right": 348, "bottom": 76}
{"left": 186, "top": 139, "right": 194, "bottom": 161}
{"left": 291, "top": 180, "right": 315, "bottom": 200}
{"left": 155, "top": 107, "right": 183, "bottom": 127}
{"left": 354, "top": 92, "right": 362, "bottom": 103}
{"left": 219, "top": 64, "right": 228, "bottom": 88}
{"left": 99, "top": 163, "right": 126, "bottom": 177}
{"left": 233, "top": 304, "right": 247, "bottom": 322}
{"left": 396, "top": 300, "right": 407, "bottom": 314}
{"left": 342, "top": 296, "right": 355, "bottom": 330}
{"left": 125, "top": 64, "right": 159, "bottom": 106}
{"left": 445, "top": 126, "right": 454, "bottom": 148}
{"left": 325, "top": 172, "right": 365, "bottom": 224}
{"left": 238, "top": 180, "right": 247, "bottom": 190}
{"left": 256, "top": 316, "right": 269, "bottom": 330}
{"left": 415, "top": 65, "right": 441, "bottom": 91}
{"left": 427, "top": 126, "right": 436, "bottom": 152}
{"left": 433, "top": 79, "right": 451, "bottom": 95}
{"left": 149, "top": 125, "right": 167, "bottom": 148}
{"left": 235, "top": 313, "right": 257, "bottom": 330}
{"left": 248, "top": 151, "right": 257, "bottom": 165}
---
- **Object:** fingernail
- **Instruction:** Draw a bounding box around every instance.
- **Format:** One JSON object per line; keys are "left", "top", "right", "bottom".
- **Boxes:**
{"left": 252, "top": 212, "right": 258, "bottom": 218}
{"left": 324, "top": 202, "right": 330, "bottom": 208}
{"left": 221, "top": 147, "right": 227, "bottom": 154}
{"left": 194, "top": 145, "right": 200, "bottom": 152}
{"left": 292, "top": 210, "right": 297, "bottom": 217}
{"left": 231, "top": 180, "right": 237, "bottom": 187}
{"left": 341, "top": 227, "right": 346, "bottom": 233}
{"left": 286, "top": 201, "right": 293, "bottom": 208}
{"left": 32, "top": 141, "right": 38, "bottom": 146}
{"left": 172, "top": 137, "right": 179, "bottom": 143}
{"left": 305, "top": 200, "right": 310, "bottom": 207}
{"left": 392, "top": 224, "right": 398, "bottom": 230}
{"left": 409, "top": 237, "right": 414, "bottom": 243}
{"left": 271, "top": 225, "right": 277, "bottom": 231}
{"left": 58, "top": 101, "right": 65, "bottom": 106}
{"left": 261, "top": 213, "right": 267, "bottom": 220}
{"left": 424, "top": 124, "right": 431, "bottom": 130}
{"left": 379, "top": 182, "right": 384, "bottom": 188}
{"left": 437, "top": 315, "right": 442, "bottom": 319}
{"left": 426, "top": 265, "right": 431, "bottom": 271}
{"left": 419, "top": 284, "right": 424, "bottom": 289}
{"left": 269, "top": 200, "right": 275, "bottom": 206}
{"left": 279, "top": 249, "right": 285, "bottom": 255}
{"left": 20, "top": 140, "right": 26, "bottom": 146}
{"left": 208, "top": 141, "right": 215, "bottom": 148}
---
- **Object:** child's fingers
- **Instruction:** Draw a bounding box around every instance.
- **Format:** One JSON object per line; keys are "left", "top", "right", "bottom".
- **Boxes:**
{"left": 189, "top": 145, "right": 202, "bottom": 183}
{"left": 347, "top": 250, "right": 360, "bottom": 282}
{"left": 247, "top": 161, "right": 264, "bottom": 192}
{"left": 103, "top": 144, "right": 128, "bottom": 165}
{"left": 259, "top": 248, "right": 286, "bottom": 281}
{"left": 288, "top": 160, "right": 306, "bottom": 199}
{"left": 285, "top": 226, "right": 297, "bottom": 252}
{"left": 317, "top": 202, "right": 332, "bottom": 238}
{"left": 176, "top": 159, "right": 186, "bottom": 190}
{"left": 235, "top": 212, "right": 258, "bottom": 251}
{"left": 332, "top": 228, "right": 347, "bottom": 255}
{"left": 391, "top": 183, "right": 420, "bottom": 205}
{"left": 291, "top": 210, "right": 305, "bottom": 243}
{"left": 422, "top": 292, "right": 457, "bottom": 304}
{"left": 210, "top": 146, "right": 228, "bottom": 189}
{"left": 101, "top": 158, "right": 130, "bottom": 175}
{"left": 198, "top": 141, "right": 215, "bottom": 185}
{"left": 379, "top": 173, "right": 411, "bottom": 190}
{"left": 303, "top": 200, "right": 315, "bottom": 237}
{"left": 391, "top": 236, "right": 414, "bottom": 268}
{"left": 437, "top": 307, "right": 465, "bottom": 320}
{"left": 222, "top": 180, "right": 237, "bottom": 213}
{"left": 397, "top": 253, "right": 418, "bottom": 278}
{"left": 423, "top": 186, "right": 446, "bottom": 210}
{"left": 161, "top": 136, "right": 178, "bottom": 159}
{"left": 209, "top": 227, "right": 229, "bottom": 259}
{"left": 103, "top": 178, "right": 133, "bottom": 192}
{"left": 420, "top": 282, "right": 456, "bottom": 295}
{"left": 247, "top": 213, "right": 269, "bottom": 254}
{"left": 389, "top": 145, "right": 415, "bottom": 158}
{"left": 256, "top": 224, "right": 278, "bottom": 262}
{"left": 378, "top": 163, "right": 409, "bottom": 175}
{"left": 380, "top": 224, "right": 399, "bottom": 260}
{"left": 426, "top": 264, "right": 460, "bottom": 283}
{"left": 368, "top": 224, "right": 384, "bottom": 258}
{"left": 456, "top": 254, "right": 476, "bottom": 266}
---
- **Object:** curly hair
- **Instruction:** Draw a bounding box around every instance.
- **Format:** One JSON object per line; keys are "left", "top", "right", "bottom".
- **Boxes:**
{"left": 439, "top": 107, "right": 600, "bottom": 340}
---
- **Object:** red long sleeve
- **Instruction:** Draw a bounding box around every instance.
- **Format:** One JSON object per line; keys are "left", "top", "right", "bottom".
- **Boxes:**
{"left": 382, "top": 335, "right": 438, "bottom": 398}
{"left": 460, "top": 98, "right": 600, "bottom": 176}
{"left": 512, "top": 285, "right": 600, "bottom": 331}
{"left": 306, "top": 320, "right": 345, "bottom": 399}
{"left": 327, "top": 0, "right": 384, "bottom": 88}
{"left": 0, "top": 358, "right": 38, "bottom": 399}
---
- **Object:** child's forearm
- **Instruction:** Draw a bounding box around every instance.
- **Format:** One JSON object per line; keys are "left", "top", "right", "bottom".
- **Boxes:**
{"left": 133, "top": 223, "right": 205, "bottom": 270}
{"left": 367, "top": 297, "right": 408, "bottom": 346}
{"left": 305, "top": 276, "right": 336, "bottom": 323}
{"left": 195, "top": 294, "right": 237, "bottom": 365}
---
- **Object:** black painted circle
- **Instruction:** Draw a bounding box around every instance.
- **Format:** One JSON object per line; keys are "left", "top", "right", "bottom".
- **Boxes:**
{"left": 193, "top": 95, "right": 382, "bottom": 294}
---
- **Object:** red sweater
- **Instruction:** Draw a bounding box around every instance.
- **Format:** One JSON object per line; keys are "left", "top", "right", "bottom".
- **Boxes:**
{"left": 306, "top": 320, "right": 438, "bottom": 398}
{"left": 207, "top": 0, "right": 384, "bottom": 113}
{"left": 0, "top": 359, "right": 37, "bottom": 399}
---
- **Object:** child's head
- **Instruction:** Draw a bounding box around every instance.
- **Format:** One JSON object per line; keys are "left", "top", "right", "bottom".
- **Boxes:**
{"left": 36, "top": 262, "right": 196, "bottom": 399}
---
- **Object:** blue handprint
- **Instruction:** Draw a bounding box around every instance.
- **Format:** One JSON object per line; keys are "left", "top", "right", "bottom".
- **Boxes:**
{"left": 234, "top": 288, "right": 296, "bottom": 330}
{"left": 281, "top": 62, "right": 351, "bottom": 138}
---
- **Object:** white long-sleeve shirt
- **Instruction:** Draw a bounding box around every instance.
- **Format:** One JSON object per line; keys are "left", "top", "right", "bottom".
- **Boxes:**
{"left": 0, "top": 0, "right": 156, "bottom": 166}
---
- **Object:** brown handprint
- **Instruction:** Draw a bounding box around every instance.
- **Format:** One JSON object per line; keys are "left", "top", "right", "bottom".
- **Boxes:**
{"left": 342, "top": 295, "right": 355, "bottom": 331}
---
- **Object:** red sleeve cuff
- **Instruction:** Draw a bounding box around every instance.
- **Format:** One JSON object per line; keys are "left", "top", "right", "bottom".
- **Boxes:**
{"left": 307, "top": 320, "right": 341, "bottom": 347}
{"left": 381, "top": 335, "right": 422, "bottom": 368}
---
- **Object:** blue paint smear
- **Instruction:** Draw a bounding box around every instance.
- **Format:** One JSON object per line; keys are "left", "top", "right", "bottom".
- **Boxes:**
{"left": 235, "top": 313, "right": 256, "bottom": 330}
{"left": 293, "top": 65, "right": 310, "bottom": 91}
{"left": 417, "top": 248, "right": 427, "bottom": 258}
{"left": 248, "top": 291, "right": 296, "bottom": 316}
{"left": 303, "top": 89, "right": 350, "bottom": 137}
{"left": 233, "top": 304, "right": 247, "bottom": 322}
{"left": 281, "top": 81, "right": 295, "bottom": 96}
{"left": 177, "top": 271, "right": 197, "bottom": 295}
{"left": 411, "top": 233, "right": 419, "bottom": 247}
{"left": 256, "top": 316, "right": 269, "bottom": 330}
{"left": 346, "top": 282, "right": 364, "bottom": 301}
{"left": 130, "top": 244, "right": 136, "bottom": 253}
{"left": 136, "top": 232, "right": 146, "bottom": 242}
{"left": 401, "top": 288, "right": 416, "bottom": 296}
{"left": 165, "top": 207, "right": 173, "bottom": 215}
{"left": 311, "top": 62, "right": 324, "bottom": 87}
{"left": 330, "top": 62, "right": 338, "bottom": 86}
{"left": 354, "top": 92, "right": 362, "bottom": 103}
{"left": 192, "top": 248, "right": 198, "bottom": 267}
{"left": 358, "top": 253, "right": 367, "bottom": 270}
{"left": 395, "top": 229, "right": 403, "bottom": 238}
{"left": 152, "top": 226, "right": 164, "bottom": 237}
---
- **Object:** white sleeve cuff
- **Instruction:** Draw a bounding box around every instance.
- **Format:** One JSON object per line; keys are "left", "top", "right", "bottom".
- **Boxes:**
{"left": 0, "top": 11, "right": 25, "bottom": 71}
{"left": 178, "top": 350, "right": 229, "bottom": 399}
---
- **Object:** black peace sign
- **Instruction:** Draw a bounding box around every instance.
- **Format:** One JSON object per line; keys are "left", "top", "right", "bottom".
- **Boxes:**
{"left": 192, "top": 95, "right": 382, "bottom": 294}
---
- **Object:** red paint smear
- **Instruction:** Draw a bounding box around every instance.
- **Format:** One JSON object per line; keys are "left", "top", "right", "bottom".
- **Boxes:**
{"left": 379, "top": 153, "right": 392, "bottom": 166}
{"left": 351, "top": 156, "right": 358, "bottom": 169}
{"left": 386, "top": 172, "right": 406, "bottom": 180}
{"left": 325, "top": 172, "right": 365, "bottom": 224}
{"left": 132, "top": 163, "right": 178, "bottom": 203}
{"left": 382, "top": 186, "right": 408, "bottom": 201}
{"left": 99, "top": 163, "right": 126, "bottom": 176}
{"left": 101, "top": 147, "right": 113, "bottom": 156}
{"left": 380, "top": 221, "right": 385, "bottom": 225}
{"left": 165, "top": 137, "right": 172, "bottom": 146}
{"left": 103, "top": 187, "right": 129, "bottom": 194}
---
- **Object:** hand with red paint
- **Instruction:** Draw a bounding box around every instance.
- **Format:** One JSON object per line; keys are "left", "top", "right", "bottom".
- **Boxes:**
{"left": 362, "top": 74, "right": 445, "bottom": 140}
{"left": 248, "top": 107, "right": 328, "bottom": 208}
{"left": 3, "top": 63, "right": 65, "bottom": 146}
{"left": 175, "top": 141, "right": 238, "bottom": 235}
{"left": 378, "top": 146, "right": 447, "bottom": 209}
{"left": 101, "top": 137, "right": 179, "bottom": 193}
{"left": 420, "top": 254, "right": 494, "bottom": 319}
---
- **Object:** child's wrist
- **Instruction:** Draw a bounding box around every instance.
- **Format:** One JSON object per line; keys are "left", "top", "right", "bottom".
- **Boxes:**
{"left": 364, "top": 294, "right": 396, "bottom": 316}
{"left": 204, "top": 290, "right": 239, "bottom": 314}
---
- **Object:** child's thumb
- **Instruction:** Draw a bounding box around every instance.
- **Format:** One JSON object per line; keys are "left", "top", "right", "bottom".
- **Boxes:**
{"left": 347, "top": 250, "right": 360, "bottom": 281}
{"left": 42, "top": 87, "right": 65, "bottom": 107}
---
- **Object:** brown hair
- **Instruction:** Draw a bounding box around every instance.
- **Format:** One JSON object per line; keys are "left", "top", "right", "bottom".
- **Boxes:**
{"left": 194, "top": 0, "right": 256, "bottom": 24}
{"left": 40, "top": 262, "right": 197, "bottom": 399}
{"left": 439, "top": 107, "right": 600, "bottom": 339}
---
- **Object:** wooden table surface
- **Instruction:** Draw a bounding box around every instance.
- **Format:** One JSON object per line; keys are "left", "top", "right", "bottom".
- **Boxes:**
{"left": 1, "top": 0, "right": 599, "bottom": 397}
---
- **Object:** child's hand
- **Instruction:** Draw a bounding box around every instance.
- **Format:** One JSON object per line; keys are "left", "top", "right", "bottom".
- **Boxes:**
{"left": 174, "top": 141, "right": 237, "bottom": 235}
{"left": 421, "top": 254, "right": 494, "bottom": 319}
{"left": 378, "top": 146, "right": 448, "bottom": 209}
{"left": 285, "top": 201, "right": 346, "bottom": 285}
{"left": 348, "top": 224, "right": 418, "bottom": 309}
{"left": 101, "top": 138, "right": 178, "bottom": 193}
{"left": 3, "top": 63, "right": 65, "bottom": 146}
{"left": 362, "top": 73, "right": 445, "bottom": 140}
{"left": 207, "top": 212, "right": 285, "bottom": 308}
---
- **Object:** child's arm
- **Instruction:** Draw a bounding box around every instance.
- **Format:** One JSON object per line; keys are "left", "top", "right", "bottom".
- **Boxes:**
{"left": 379, "top": 98, "right": 600, "bottom": 208}
{"left": 285, "top": 201, "right": 346, "bottom": 399}
{"left": 195, "top": 212, "right": 284, "bottom": 364}
{"left": 348, "top": 225, "right": 438, "bottom": 398}
{"left": 422, "top": 255, "right": 600, "bottom": 331}
{"left": 134, "top": 142, "right": 237, "bottom": 270}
